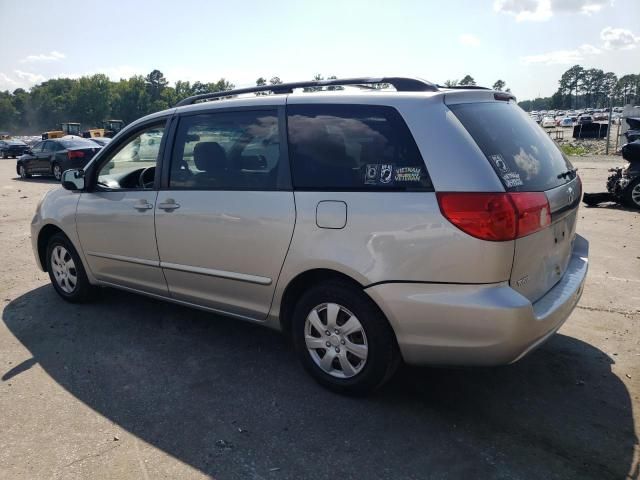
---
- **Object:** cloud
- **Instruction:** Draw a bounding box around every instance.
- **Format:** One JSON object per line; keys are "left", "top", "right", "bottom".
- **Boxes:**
{"left": 552, "top": 0, "right": 612, "bottom": 14}
{"left": 493, "top": 0, "right": 552, "bottom": 21}
{"left": 20, "top": 51, "right": 66, "bottom": 63}
{"left": 459, "top": 34, "right": 481, "bottom": 47}
{"left": 521, "top": 44, "right": 601, "bottom": 64}
{"left": 600, "top": 27, "right": 639, "bottom": 50}
{"left": 494, "top": 0, "right": 613, "bottom": 21}
{"left": 14, "top": 70, "right": 46, "bottom": 84}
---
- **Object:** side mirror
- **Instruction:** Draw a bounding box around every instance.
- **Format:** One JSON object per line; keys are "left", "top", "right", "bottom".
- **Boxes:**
{"left": 61, "top": 169, "right": 85, "bottom": 191}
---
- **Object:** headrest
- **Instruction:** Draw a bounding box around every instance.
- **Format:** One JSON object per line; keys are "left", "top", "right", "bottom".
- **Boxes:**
{"left": 193, "top": 142, "right": 226, "bottom": 172}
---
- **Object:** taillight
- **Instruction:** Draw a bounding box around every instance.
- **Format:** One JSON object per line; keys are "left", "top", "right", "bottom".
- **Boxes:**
{"left": 67, "top": 150, "right": 85, "bottom": 160}
{"left": 437, "top": 192, "right": 550, "bottom": 241}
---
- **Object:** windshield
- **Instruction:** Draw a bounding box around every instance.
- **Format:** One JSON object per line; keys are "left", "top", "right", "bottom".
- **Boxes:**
{"left": 449, "top": 102, "right": 574, "bottom": 192}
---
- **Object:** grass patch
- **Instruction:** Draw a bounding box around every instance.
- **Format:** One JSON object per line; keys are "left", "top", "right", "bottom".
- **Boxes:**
{"left": 560, "top": 144, "right": 589, "bottom": 156}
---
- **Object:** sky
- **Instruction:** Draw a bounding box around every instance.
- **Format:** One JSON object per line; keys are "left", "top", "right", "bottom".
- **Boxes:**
{"left": 0, "top": 0, "right": 639, "bottom": 100}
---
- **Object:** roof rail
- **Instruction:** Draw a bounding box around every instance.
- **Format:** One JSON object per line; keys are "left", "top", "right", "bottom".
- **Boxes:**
{"left": 175, "top": 77, "right": 438, "bottom": 107}
{"left": 436, "top": 85, "right": 491, "bottom": 91}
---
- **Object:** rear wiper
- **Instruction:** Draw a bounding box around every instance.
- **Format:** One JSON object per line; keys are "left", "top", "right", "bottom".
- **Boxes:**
{"left": 557, "top": 168, "right": 578, "bottom": 179}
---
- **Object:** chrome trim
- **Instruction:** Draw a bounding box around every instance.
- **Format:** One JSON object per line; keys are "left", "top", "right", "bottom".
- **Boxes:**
{"left": 159, "top": 261, "right": 272, "bottom": 285}
{"left": 86, "top": 251, "right": 160, "bottom": 267}
{"left": 97, "top": 281, "right": 265, "bottom": 324}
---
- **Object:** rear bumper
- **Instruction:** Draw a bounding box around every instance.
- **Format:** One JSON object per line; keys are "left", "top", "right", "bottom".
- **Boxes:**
{"left": 365, "top": 234, "right": 589, "bottom": 366}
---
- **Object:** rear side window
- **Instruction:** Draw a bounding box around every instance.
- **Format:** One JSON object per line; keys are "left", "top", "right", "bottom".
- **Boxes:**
{"left": 449, "top": 102, "right": 573, "bottom": 192}
{"left": 288, "top": 104, "right": 432, "bottom": 191}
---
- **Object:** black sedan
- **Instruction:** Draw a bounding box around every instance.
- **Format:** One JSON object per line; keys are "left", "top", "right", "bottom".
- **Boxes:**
{"left": 17, "top": 138, "right": 102, "bottom": 181}
{"left": 0, "top": 139, "right": 30, "bottom": 158}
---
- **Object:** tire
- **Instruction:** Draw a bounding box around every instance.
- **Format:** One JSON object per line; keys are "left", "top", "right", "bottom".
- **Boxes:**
{"left": 291, "top": 279, "right": 400, "bottom": 395}
{"left": 623, "top": 177, "right": 640, "bottom": 209}
{"left": 52, "top": 162, "right": 62, "bottom": 181}
{"left": 18, "top": 164, "right": 31, "bottom": 179}
{"left": 46, "top": 232, "right": 96, "bottom": 303}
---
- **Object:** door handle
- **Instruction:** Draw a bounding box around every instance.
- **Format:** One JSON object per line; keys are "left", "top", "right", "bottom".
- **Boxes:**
{"left": 133, "top": 200, "right": 154, "bottom": 211}
{"left": 158, "top": 199, "right": 180, "bottom": 211}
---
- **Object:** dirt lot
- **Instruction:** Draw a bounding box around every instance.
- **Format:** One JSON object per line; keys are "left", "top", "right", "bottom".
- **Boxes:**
{"left": 0, "top": 157, "right": 638, "bottom": 479}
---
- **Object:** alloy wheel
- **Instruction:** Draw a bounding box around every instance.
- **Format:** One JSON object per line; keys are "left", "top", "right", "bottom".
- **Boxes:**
{"left": 632, "top": 183, "right": 640, "bottom": 207}
{"left": 50, "top": 245, "right": 77, "bottom": 294}
{"left": 19, "top": 165, "right": 26, "bottom": 178}
{"left": 53, "top": 164, "right": 62, "bottom": 180}
{"left": 304, "top": 303, "right": 368, "bottom": 379}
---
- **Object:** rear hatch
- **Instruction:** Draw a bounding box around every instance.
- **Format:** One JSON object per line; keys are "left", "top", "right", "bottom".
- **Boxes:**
{"left": 449, "top": 99, "right": 581, "bottom": 303}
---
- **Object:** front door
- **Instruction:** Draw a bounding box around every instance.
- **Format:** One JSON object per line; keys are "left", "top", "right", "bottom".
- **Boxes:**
{"left": 75, "top": 121, "right": 169, "bottom": 295}
{"left": 25, "top": 141, "right": 44, "bottom": 172}
{"left": 154, "top": 108, "right": 295, "bottom": 320}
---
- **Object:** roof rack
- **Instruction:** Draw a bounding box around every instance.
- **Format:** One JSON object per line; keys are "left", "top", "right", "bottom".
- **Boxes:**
{"left": 175, "top": 77, "right": 439, "bottom": 107}
{"left": 436, "top": 85, "right": 491, "bottom": 90}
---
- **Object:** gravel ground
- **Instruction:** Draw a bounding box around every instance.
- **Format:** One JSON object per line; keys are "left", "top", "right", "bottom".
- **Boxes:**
{"left": 0, "top": 157, "right": 638, "bottom": 480}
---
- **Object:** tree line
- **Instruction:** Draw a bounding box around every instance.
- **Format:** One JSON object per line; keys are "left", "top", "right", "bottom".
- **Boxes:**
{"left": 1, "top": 67, "right": 637, "bottom": 134}
{"left": 518, "top": 66, "right": 639, "bottom": 112}
{"left": 0, "top": 70, "right": 236, "bottom": 134}
{"left": 0, "top": 70, "right": 352, "bottom": 134}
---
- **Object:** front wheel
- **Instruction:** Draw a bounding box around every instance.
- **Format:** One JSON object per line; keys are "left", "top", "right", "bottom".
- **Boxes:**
{"left": 52, "top": 162, "right": 62, "bottom": 181}
{"left": 46, "top": 232, "right": 96, "bottom": 302}
{"left": 18, "top": 164, "right": 30, "bottom": 179}
{"left": 623, "top": 177, "right": 640, "bottom": 209}
{"left": 291, "top": 280, "right": 400, "bottom": 395}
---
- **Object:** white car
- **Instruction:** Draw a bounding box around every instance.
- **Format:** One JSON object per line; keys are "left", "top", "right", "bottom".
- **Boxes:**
{"left": 541, "top": 116, "right": 556, "bottom": 128}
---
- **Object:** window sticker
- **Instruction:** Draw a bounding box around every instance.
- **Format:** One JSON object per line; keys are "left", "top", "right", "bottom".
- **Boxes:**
{"left": 380, "top": 164, "right": 393, "bottom": 184}
{"left": 394, "top": 166, "right": 422, "bottom": 182}
{"left": 365, "top": 164, "right": 379, "bottom": 184}
{"left": 502, "top": 172, "right": 523, "bottom": 187}
{"left": 489, "top": 154, "right": 510, "bottom": 174}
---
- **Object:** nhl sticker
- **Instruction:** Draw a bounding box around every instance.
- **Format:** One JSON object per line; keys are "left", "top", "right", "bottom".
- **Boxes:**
{"left": 489, "top": 154, "right": 510, "bottom": 174}
{"left": 380, "top": 164, "right": 393, "bottom": 184}
{"left": 365, "top": 164, "right": 379, "bottom": 184}
{"left": 394, "top": 167, "right": 422, "bottom": 182}
{"left": 502, "top": 172, "right": 523, "bottom": 187}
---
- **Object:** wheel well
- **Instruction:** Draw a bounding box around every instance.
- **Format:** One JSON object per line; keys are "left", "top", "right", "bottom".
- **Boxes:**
{"left": 37, "top": 224, "right": 64, "bottom": 272}
{"left": 279, "top": 269, "right": 364, "bottom": 334}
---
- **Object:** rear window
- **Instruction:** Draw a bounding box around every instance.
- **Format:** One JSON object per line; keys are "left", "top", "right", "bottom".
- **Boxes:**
{"left": 59, "top": 139, "right": 99, "bottom": 149}
{"left": 288, "top": 104, "right": 432, "bottom": 191}
{"left": 449, "top": 102, "right": 573, "bottom": 192}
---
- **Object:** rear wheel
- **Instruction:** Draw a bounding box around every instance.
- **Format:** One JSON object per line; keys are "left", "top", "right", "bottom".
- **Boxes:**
{"left": 623, "top": 178, "right": 640, "bottom": 209}
{"left": 52, "top": 162, "right": 62, "bottom": 181}
{"left": 291, "top": 280, "right": 400, "bottom": 395}
{"left": 46, "top": 232, "right": 96, "bottom": 302}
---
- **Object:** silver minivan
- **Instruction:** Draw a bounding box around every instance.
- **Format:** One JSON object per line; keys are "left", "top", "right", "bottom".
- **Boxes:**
{"left": 31, "top": 77, "right": 588, "bottom": 394}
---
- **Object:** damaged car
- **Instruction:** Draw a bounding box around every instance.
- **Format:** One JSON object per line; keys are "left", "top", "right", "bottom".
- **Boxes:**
{"left": 583, "top": 140, "right": 640, "bottom": 209}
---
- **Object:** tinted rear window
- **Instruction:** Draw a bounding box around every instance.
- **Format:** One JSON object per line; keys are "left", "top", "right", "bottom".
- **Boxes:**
{"left": 449, "top": 102, "right": 573, "bottom": 192}
{"left": 288, "top": 104, "right": 432, "bottom": 191}
{"left": 59, "top": 139, "right": 99, "bottom": 149}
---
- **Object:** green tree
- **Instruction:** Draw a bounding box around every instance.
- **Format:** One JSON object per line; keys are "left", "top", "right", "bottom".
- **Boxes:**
{"left": 111, "top": 76, "right": 151, "bottom": 123}
{"left": 459, "top": 75, "right": 476, "bottom": 86}
{"left": 69, "top": 74, "right": 112, "bottom": 126}
{"left": 560, "top": 65, "right": 584, "bottom": 109}
{"left": 492, "top": 79, "right": 506, "bottom": 91}
{"left": 145, "top": 69, "right": 168, "bottom": 102}
{"left": 443, "top": 79, "right": 459, "bottom": 87}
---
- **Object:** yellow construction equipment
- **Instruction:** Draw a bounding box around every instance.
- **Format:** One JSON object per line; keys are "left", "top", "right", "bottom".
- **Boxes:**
{"left": 42, "top": 122, "right": 81, "bottom": 140}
